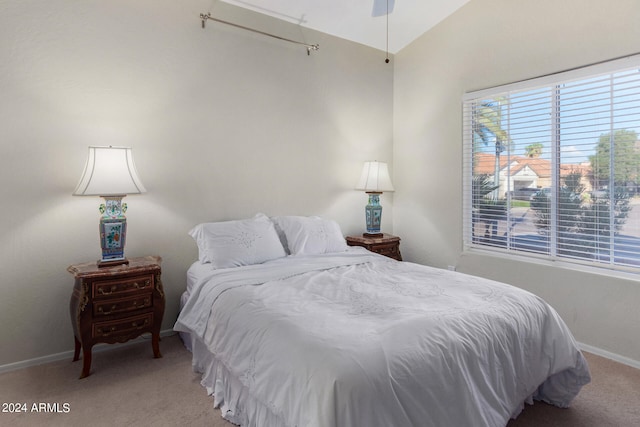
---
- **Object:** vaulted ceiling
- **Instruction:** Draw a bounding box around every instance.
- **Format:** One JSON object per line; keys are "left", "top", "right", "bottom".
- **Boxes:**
{"left": 220, "top": 0, "right": 471, "bottom": 54}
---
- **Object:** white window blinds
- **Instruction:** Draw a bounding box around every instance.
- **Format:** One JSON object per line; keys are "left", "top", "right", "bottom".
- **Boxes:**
{"left": 462, "top": 55, "right": 640, "bottom": 271}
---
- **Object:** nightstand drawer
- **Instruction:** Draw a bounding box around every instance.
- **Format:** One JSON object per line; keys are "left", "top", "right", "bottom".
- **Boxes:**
{"left": 93, "top": 275, "right": 154, "bottom": 299}
{"left": 93, "top": 313, "right": 153, "bottom": 338}
{"left": 375, "top": 243, "right": 401, "bottom": 258}
{"left": 93, "top": 294, "right": 152, "bottom": 317}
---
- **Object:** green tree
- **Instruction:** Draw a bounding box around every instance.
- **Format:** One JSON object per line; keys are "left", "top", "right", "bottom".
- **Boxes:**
{"left": 531, "top": 172, "right": 630, "bottom": 259}
{"left": 525, "top": 143, "right": 543, "bottom": 158}
{"left": 584, "top": 187, "right": 631, "bottom": 238}
{"left": 531, "top": 173, "right": 584, "bottom": 248}
{"left": 589, "top": 129, "right": 640, "bottom": 188}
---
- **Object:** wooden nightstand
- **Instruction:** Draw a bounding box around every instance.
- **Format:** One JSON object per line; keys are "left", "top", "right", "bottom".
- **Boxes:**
{"left": 346, "top": 234, "right": 402, "bottom": 261}
{"left": 68, "top": 256, "right": 165, "bottom": 379}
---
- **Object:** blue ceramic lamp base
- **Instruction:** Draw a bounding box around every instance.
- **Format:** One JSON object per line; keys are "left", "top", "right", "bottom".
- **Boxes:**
{"left": 97, "top": 196, "right": 130, "bottom": 267}
{"left": 364, "top": 192, "right": 384, "bottom": 238}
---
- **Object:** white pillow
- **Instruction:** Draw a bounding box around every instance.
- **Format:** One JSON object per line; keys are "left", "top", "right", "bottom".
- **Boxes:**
{"left": 272, "top": 216, "right": 348, "bottom": 255}
{"left": 189, "top": 213, "right": 286, "bottom": 268}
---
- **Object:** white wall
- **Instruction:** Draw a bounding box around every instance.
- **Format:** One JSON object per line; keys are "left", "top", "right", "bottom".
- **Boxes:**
{"left": 393, "top": 0, "right": 640, "bottom": 363}
{"left": 0, "top": 0, "right": 394, "bottom": 366}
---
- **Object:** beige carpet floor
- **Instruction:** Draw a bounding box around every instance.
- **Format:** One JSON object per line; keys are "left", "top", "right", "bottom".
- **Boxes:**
{"left": 0, "top": 334, "right": 638, "bottom": 426}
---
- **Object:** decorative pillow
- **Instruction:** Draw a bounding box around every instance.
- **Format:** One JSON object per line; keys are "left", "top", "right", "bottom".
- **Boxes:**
{"left": 272, "top": 216, "right": 348, "bottom": 255}
{"left": 188, "top": 213, "right": 286, "bottom": 268}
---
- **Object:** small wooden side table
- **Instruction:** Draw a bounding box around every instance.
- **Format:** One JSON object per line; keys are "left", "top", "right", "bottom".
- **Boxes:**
{"left": 346, "top": 234, "right": 402, "bottom": 261}
{"left": 68, "top": 256, "right": 165, "bottom": 379}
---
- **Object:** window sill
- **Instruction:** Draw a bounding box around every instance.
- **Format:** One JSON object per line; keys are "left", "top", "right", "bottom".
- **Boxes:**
{"left": 462, "top": 245, "right": 640, "bottom": 283}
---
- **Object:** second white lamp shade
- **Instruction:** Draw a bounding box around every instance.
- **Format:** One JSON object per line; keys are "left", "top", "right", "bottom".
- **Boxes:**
{"left": 355, "top": 161, "right": 394, "bottom": 193}
{"left": 73, "top": 146, "right": 146, "bottom": 196}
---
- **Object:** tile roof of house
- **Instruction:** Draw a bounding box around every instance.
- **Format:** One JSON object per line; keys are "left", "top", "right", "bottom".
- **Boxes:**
{"left": 473, "top": 153, "right": 509, "bottom": 175}
{"left": 474, "top": 153, "right": 590, "bottom": 177}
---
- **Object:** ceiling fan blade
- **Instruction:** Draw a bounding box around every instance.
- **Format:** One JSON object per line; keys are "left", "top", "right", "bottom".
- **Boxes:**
{"left": 372, "top": 0, "right": 395, "bottom": 17}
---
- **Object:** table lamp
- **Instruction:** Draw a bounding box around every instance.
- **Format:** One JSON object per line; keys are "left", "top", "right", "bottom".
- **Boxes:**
{"left": 73, "top": 146, "right": 146, "bottom": 267}
{"left": 355, "top": 161, "right": 394, "bottom": 237}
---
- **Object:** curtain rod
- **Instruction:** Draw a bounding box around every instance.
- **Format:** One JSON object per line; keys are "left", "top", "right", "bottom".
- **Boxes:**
{"left": 199, "top": 13, "right": 319, "bottom": 55}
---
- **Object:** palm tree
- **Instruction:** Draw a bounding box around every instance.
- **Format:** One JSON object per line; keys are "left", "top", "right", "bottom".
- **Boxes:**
{"left": 472, "top": 97, "right": 511, "bottom": 199}
{"left": 525, "top": 143, "right": 543, "bottom": 158}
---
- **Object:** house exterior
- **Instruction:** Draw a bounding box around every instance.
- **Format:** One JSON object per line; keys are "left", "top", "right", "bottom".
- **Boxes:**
{"left": 474, "top": 153, "right": 592, "bottom": 197}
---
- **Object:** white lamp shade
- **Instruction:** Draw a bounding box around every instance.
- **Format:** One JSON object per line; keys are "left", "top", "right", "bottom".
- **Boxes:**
{"left": 73, "top": 146, "right": 146, "bottom": 196}
{"left": 355, "top": 161, "right": 394, "bottom": 193}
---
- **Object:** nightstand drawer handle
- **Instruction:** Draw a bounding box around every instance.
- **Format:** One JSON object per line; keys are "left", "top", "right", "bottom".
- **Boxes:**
{"left": 98, "top": 285, "right": 117, "bottom": 296}
{"left": 97, "top": 326, "right": 117, "bottom": 336}
{"left": 132, "top": 298, "right": 150, "bottom": 307}
{"left": 98, "top": 304, "right": 118, "bottom": 315}
{"left": 133, "top": 280, "right": 151, "bottom": 290}
{"left": 132, "top": 319, "right": 149, "bottom": 329}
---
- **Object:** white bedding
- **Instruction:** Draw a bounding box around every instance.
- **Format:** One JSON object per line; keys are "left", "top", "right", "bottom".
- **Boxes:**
{"left": 174, "top": 249, "right": 590, "bottom": 427}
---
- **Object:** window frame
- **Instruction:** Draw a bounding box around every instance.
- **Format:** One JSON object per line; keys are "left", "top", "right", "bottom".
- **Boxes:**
{"left": 462, "top": 54, "right": 640, "bottom": 274}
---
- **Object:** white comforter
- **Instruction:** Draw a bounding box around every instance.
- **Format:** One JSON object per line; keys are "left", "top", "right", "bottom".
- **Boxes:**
{"left": 174, "top": 250, "right": 590, "bottom": 427}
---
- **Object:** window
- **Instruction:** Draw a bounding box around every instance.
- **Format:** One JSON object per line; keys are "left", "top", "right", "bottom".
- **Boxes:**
{"left": 463, "top": 55, "right": 640, "bottom": 271}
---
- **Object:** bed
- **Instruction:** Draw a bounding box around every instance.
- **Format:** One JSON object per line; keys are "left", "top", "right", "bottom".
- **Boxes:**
{"left": 174, "top": 214, "right": 591, "bottom": 427}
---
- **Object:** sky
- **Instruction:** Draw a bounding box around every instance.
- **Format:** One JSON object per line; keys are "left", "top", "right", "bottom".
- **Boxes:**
{"left": 475, "top": 68, "right": 640, "bottom": 165}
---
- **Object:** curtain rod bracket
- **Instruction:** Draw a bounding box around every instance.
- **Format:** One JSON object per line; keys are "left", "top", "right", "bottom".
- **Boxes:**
{"left": 199, "top": 12, "right": 319, "bottom": 56}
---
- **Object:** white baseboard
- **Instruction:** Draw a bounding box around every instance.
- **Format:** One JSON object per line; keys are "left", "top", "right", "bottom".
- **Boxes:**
{"left": 0, "top": 329, "right": 177, "bottom": 375}
{"left": 578, "top": 342, "right": 640, "bottom": 370}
